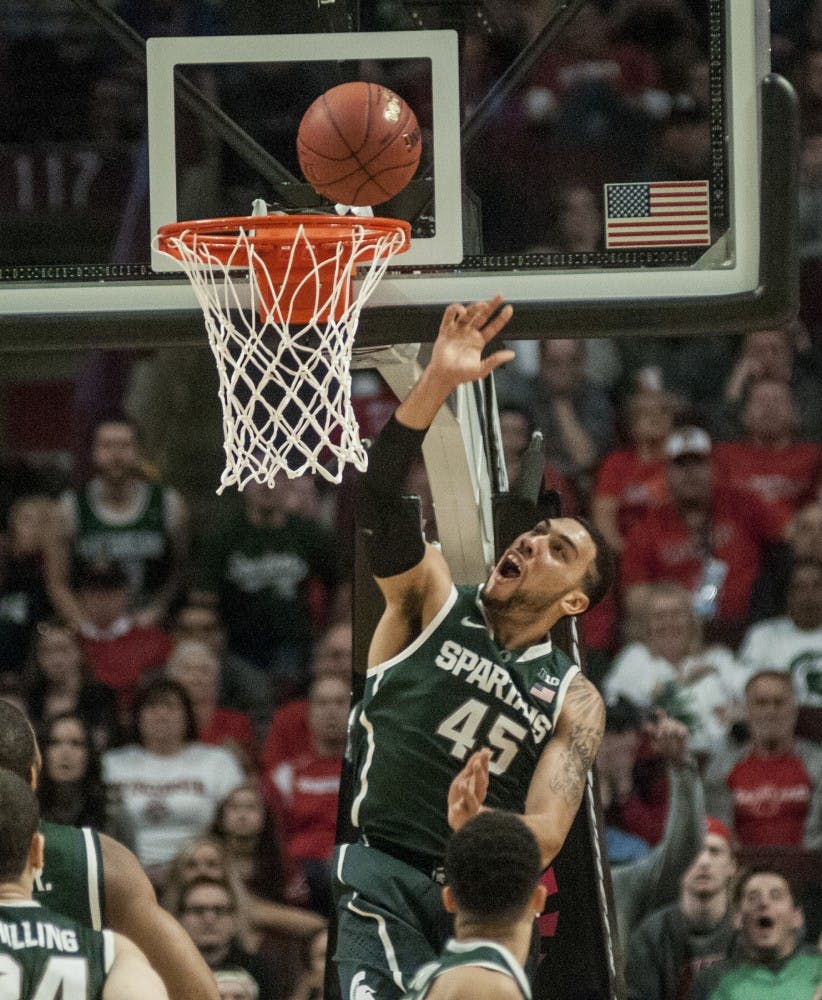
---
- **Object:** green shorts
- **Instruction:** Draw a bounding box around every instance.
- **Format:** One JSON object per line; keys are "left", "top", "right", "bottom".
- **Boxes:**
{"left": 332, "top": 841, "right": 453, "bottom": 1000}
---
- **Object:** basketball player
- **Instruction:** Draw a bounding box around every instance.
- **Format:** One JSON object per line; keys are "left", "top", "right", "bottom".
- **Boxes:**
{"left": 333, "top": 295, "right": 615, "bottom": 999}
{"left": 405, "top": 811, "right": 545, "bottom": 1000}
{"left": 0, "top": 700, "right": 219, "bottom": 1000}
{"left": 0, "top": 767, "right": 168, "bottom": 999}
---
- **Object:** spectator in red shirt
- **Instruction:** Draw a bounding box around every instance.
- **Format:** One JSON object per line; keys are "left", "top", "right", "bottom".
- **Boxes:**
{"left": 712, "top": 378, "right": 822, "bottom": 519}
{"left": 76, "top": 561, "right": 173, "bottom": 727}
{"left": 166, "top": 639, "right": 257, "bottom": 771}
{"left": 262, "top": 675, "right": 349, "bottom": 919}
{"left": 703, "top": 670, "right": 822, "bottom": 847}
{"left": 593, "top": 387, "right": 678, "bottom": 556}
{"left": 260, "top": 621, "right": 352, "bottom": 774}
{"left": 621, "top": 426, "right": 789, "bottom": 647}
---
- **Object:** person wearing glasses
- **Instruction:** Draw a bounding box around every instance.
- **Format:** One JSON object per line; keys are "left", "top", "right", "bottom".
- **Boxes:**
{"left": 174, "top": 875, "right": 279, "bottom": 1000}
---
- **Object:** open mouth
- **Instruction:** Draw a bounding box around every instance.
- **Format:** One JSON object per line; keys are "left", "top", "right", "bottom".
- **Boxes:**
{"left": 756, "top": 916, "right": 775, "bottom": 930}
{"left": 499, "top": 554, "right": 522, "bottom": 579}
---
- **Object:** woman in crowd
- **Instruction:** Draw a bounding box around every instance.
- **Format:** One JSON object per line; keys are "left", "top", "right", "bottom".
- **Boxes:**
{"left": 212, "top": 782, "right": 297, "bottom": 905}
{"left": 102, "top": 676, "right": 245, "bottom": 886}
{"left": 25, "top": 619, "right": 120, "bottom": 752}
{"left": 36, "top": 712, "right": 108, "bottom": 830}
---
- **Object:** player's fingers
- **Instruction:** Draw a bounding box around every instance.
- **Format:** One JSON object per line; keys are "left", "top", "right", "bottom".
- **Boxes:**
{"left": 441, "top": 302, "right": 467, "bottom": 329}
{"left": 462, "top": 294, "right": 505, "bottom": 331}
{"left": 482, "top": 302, "right": 514, "bottom": 339}
{"left": 481, "top": 348, "right": 516, "bottom": 376}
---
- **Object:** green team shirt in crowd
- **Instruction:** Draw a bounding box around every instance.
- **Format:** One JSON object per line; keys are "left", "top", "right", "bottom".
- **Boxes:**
{"left": 72, "top": 481, "right": 173, "bottom": 600}
{"left": 34, "top": 822, "right": 105, "bottom": 931}
{"left": 405, "top": 939, "right": 531, "bottom": 1000}
{"left": 708, "top": 950, "right": 822, "bottom": 1000}
{"left": 350, "top": 584, "right": 579, "bottom": 865}
{"left": 0, "top": 900, "right": 114, "bottom": 1000}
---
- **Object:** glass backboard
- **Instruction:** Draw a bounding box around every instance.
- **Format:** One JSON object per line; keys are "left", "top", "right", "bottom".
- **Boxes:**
{"left": 0, "top": 0, "right": 797, "bottom": 346}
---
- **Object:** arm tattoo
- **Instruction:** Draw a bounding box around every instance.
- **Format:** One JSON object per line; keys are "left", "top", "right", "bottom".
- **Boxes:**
{"left": 548, "top": 679, "right": 605, "bottom": 806}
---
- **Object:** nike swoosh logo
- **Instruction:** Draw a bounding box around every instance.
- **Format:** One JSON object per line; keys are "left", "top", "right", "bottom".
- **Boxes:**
{"left": 461, "top": 616, "right": 487, "bottom": 629}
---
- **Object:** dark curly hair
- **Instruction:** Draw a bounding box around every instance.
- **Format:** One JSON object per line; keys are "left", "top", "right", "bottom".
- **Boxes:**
{"left": 444, "top": 811, "right": 542, "bottom": 924}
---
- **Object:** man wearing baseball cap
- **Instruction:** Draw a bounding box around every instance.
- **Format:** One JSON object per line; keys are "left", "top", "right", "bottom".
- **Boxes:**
{"left": 625, "top": 818, "right": 737, "bottom": 1000}
{"left": 621, "top": 425, "right": 790, "bottom": 647}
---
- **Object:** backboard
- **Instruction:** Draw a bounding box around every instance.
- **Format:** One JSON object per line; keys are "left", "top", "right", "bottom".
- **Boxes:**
{"left": 0, "top": 0, "right": 797, "bottom": 348}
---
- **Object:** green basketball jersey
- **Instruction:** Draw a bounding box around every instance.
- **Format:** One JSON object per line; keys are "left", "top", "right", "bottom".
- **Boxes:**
{"left": 350, "top": 585, "right": 579, "bottom": 864}
{"left": 0, "top": 901, "right": 114, "bottom": 1000}
{"left": 34, "top": 823, "right": 105, "bottom": 931}
{"left": 73, "top": 481, "right": 172, "bottom": 599}
{"left": 406, "top": 939, "right": 531, "bottom": 1000}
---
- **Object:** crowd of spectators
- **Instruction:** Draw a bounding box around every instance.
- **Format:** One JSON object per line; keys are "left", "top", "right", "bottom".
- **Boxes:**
{"left": 4, "top": 2, "right": 822, "bottom": 999}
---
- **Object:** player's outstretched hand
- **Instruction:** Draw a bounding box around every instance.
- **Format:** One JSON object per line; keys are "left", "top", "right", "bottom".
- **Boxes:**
{"left": 430, "top": 295, "right": 515, "bottom": 389}
{"left": 447, "top": 747, "right": 491, "bottom": 831}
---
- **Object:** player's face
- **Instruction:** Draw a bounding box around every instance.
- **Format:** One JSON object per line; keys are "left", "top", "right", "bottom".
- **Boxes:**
{"left": 45, "top": 717, "right": 89, "bottom": 783}
{"left": 92, "top": 422, "right": 140, "bottom": 481}
{"left": 483, "top": 517, "right": 596, "bottom": 618}
{"left": 735, "top": 873, "right": 802, "bottom": 960}
{"left": 681, "top": 833, "right": 736, "bottom": 899}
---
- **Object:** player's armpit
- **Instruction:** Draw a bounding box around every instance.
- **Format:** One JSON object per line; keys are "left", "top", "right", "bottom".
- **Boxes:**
{"left": 523, "top": 674, "right": 605, "bottom": 868}
{"left": 368, "top": 543, "right": 454, "bottom": 666}
{"left": 104, "top": 933, "right": 169, "bottom": 1000}
{"left": 100, "top": 834, "right": 220, "bottom": 1000}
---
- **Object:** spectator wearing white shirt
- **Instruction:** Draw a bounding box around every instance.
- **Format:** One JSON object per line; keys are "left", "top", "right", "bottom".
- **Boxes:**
{"left": 738, "top": 558, "right": 822, "bottom": 705}
{"left": 604, "top": 582, "right": 742, "bottom": 752}
{"left": 103, "top": 676, "right": 244, "bottom": 886}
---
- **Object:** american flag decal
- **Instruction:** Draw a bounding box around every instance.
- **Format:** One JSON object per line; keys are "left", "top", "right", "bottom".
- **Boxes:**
{"left": 604, "top": 180, "right": 710, "bottom": 248}
{"left": 529, "top": 682, "right": 556, "bottom": 705}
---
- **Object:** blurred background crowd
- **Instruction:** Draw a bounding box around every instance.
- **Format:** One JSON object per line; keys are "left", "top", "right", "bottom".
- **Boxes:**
{"left": 3, "top": 1, "right": 822, "bottom": 999}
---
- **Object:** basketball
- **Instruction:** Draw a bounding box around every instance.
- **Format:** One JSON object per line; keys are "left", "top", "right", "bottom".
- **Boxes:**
{"left": 297, "top": 81, "right": 422, "bottom": 207}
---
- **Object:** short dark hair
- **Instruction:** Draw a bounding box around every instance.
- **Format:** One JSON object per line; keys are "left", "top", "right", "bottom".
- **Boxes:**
{"left": 0, "top": 769, "right": 40, "bottom": 880}
{"left": 444, "top": 811, "right": 542, "bottom": 924}
{"left": 0, "top": 701, "right": 37, "bottom": 783}
{"left": 572, "top": 516, "right": 615, "bottom": 610}
{"left": 133, "top": 676, "right": 198, "bottom": 745}
{"left": 732, "top": 866, "right": 798, "bottom": 910}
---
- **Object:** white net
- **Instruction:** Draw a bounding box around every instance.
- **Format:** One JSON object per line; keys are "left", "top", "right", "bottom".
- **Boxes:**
{"left": 157, "top": 217, "right": 409, "bottom": 493}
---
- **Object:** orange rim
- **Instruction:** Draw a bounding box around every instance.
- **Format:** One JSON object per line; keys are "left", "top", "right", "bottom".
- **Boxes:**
{"left": 156, "top": 214, "right": 411, "bottom": 261}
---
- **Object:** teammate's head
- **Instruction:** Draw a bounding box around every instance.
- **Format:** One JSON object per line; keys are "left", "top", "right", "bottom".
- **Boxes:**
{"left": 0, "top": 768, "right": 42, "bottom": 882}
{"left": 0, "top": 700, "right": 39, "bottom": 786}
{"left": 443, "top": 812, "right": 546, "bottom": 927}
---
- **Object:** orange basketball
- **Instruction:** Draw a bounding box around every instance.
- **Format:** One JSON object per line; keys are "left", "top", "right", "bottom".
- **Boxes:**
{"left": 297, "top": 82, "right": 422, "bottom": 206}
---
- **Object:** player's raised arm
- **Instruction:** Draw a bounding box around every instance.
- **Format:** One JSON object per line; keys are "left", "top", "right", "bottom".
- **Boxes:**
{"left": 359, "top": 296, "right": 514, "bottom": 663}
{"left": 100, "top": 833, "right": 219, "bottom": 1000}
{"left": 522, "top": 673, "right": 605, "bottom": 867}
{"left": 104, "top": 933, "right": 169, "bottom": 1000}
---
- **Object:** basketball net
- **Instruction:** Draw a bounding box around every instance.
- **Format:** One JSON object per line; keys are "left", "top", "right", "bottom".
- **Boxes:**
{"left": 155, "top": 213, "right": 410, "bottom": 492}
